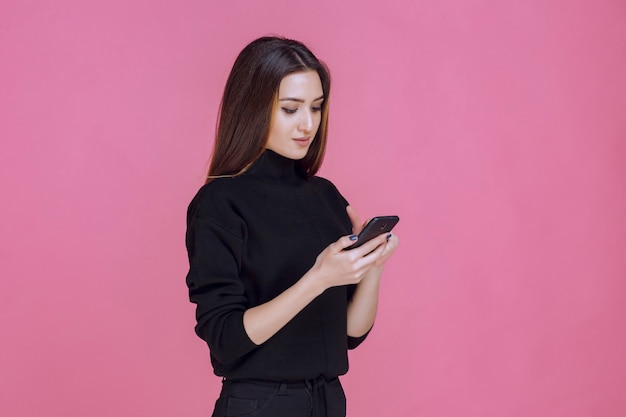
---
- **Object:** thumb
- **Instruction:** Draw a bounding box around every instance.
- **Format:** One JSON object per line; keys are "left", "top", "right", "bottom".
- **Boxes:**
{"left": 334, "top": 234, "right": 359, "bottom": 252}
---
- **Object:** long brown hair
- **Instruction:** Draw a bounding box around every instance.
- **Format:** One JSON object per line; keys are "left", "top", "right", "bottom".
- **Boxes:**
{"left": 206, "top": 37, "right": 331, "bottom": 183}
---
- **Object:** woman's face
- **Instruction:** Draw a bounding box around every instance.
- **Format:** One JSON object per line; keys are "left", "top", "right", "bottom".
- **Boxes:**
{"left": 266, "top": 70, "right": 324, "bottom": 160}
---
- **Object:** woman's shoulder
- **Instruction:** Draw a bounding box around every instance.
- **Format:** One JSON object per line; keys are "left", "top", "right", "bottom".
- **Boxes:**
{"left": 192, "top": 177, "right": 232, "bottom": 202}
{"left": 196, "top": 174, "right": 259, "bottom": 196}
{"left": 188, "top": 177, "right": 249, "bottom": 219}
{"left": 310, "top": 175, "right": 349, "bottom": 205}
{"left": 310, "top": 175, "right": 341, "bottom": 193}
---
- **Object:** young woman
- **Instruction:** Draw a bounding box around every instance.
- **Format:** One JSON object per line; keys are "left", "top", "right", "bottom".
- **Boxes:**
{"left": 185, "top": 36, "right": 399, "bottom": 417}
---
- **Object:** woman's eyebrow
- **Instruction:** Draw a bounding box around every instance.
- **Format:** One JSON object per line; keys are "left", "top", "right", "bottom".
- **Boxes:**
{"left": 278, "top": 95, "right": 325, "bottom": 103}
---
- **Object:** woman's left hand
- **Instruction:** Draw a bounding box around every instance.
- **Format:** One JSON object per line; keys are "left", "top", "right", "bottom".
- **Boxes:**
{"left": 344, "top": 205, "right": 399, "bottom": 337}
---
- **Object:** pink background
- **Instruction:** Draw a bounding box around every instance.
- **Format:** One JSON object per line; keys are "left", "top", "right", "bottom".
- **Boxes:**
{"left": 1, "top": 1, "right": 625, "bottom": 416}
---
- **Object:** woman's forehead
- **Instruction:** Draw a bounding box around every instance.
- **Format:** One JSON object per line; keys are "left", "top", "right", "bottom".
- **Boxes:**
{"left": 278, "top": 71, "right": 323, "bottom": 100}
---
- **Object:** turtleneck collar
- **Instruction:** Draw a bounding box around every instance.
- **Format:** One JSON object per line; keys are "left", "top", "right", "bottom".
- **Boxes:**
{"left": 246, "top": 149, "right": 305, "bottom": 181}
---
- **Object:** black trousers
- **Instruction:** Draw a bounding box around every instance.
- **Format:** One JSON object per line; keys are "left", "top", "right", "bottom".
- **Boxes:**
{"left": 211, "top": 376, "right": 346, "bottom": 417}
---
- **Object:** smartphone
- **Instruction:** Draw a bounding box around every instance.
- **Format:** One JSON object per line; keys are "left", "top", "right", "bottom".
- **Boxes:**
{"left": 343, "top": 215, "right": 399, "bottom": 251}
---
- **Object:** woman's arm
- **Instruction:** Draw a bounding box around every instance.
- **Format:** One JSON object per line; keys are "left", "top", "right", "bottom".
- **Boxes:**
{"left": 344, "top": 206, "right": 400, "bottom": 338}
{"left": 243, "top": 232, "right": 390, "bottom": 345}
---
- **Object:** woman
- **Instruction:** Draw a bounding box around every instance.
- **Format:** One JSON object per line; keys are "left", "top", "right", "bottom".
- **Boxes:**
{"left": 185, "top": 36, "right": 399, "bottom": 417}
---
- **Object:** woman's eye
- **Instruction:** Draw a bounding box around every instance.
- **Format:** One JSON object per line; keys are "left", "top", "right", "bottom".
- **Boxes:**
{"left": 312, "top": 106, "right": 322, "bottom": 112}
{"left": 282, "top": 107, "right": 297, "bottom": 114}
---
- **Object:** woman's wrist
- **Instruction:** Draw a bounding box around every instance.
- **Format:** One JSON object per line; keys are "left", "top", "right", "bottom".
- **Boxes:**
{"left": 361, "top": 265, "right": 384, "bottom": 284}
{"left": 300, "top": 268, "right": 327, "bottom": 298}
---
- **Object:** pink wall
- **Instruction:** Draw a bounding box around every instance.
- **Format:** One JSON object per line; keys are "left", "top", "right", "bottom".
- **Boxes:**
{"left": 1, "top": 1, "right": 625, "bottom": 416}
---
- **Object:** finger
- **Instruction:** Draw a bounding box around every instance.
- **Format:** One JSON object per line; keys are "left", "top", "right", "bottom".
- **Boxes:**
{"left": 374, "top": 235, "right": 399, "bottom": 265}
{"left": 334, "top": 234, "right": 360, "bottom": 252}
{"left": 386, "top": 233, "right": 399, "bottom": 250}
{"left": 356, "top": 239, "right": 388, "bottom": 269}
{"left": 346, "top": 205, "right": 363, "bottom": 235}
{"left": 350, "top": 233, "right": 389, "bottom": 258}
{"left": 380, "top": 233, "right": 399, "bottom": 252}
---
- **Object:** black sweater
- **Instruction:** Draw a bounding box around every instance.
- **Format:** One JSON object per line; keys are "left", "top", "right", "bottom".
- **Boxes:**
{"left": 185, "top": 150, "right": 368, "bottom": 381}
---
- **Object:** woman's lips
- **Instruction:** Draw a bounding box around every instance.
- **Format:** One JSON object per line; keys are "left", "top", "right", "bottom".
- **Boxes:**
{"left": 293, "top": 137, "right": 311, "bottom": 147}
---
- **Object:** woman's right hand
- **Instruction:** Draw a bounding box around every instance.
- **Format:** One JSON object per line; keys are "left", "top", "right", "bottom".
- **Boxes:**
{"left": 306, "top": 233, "right": 390, "bottom": 294}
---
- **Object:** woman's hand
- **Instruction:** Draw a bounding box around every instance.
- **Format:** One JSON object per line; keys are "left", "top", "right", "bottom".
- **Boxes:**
{"left": 306, "top": 206, "right": 400, "bottom": 294}
{"left": 347, "top": 205, "right": 399, "bottom": 270}
{"left": 371, "top": 232, "right": 399, "bottom": 269}
{"left": 306, "top": 230, "right": 388, "bottom": 294}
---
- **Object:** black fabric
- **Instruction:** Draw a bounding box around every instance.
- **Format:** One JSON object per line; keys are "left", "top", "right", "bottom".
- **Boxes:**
{"left": 212, "top": 377, "right": 346, "bottom": 417}
{"left": 185, "top": 149, "right": 369, "bottom": 382}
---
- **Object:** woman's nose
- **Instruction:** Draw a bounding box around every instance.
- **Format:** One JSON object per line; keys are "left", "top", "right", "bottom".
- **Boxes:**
{"left": 299, "top": 110, "right": 313, "bottom": 133}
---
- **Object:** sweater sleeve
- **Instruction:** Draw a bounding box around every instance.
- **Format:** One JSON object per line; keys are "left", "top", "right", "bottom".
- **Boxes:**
{"left": 185, "top": 185, "right": 258, "bottom": 365}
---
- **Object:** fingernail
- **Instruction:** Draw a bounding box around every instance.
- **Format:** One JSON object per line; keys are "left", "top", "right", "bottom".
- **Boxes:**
{"left": 386, "top": 233, "right": 392, "bottom": 241}
{"left": 349, "top": 235, "right": 358, "bottom": 241}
